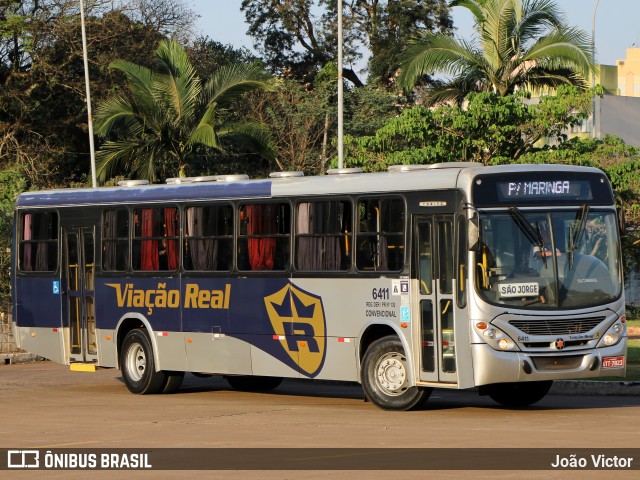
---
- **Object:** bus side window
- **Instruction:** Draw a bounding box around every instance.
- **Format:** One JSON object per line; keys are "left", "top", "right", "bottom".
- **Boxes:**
{"left": 132, "top": 207, "right": 179, "bottom": 271}
{"left": 102, "top": 209, "right": 129, "bottom": 271}
{"left": 295, "top": 200, "right": 351, "bottom": 271}
{"left": 238, "top": 203, "right": 291, "bottom": 271}
{"left": 20, "top": 211, "right": 58, "bottom": 272}
{"left": 356, "top": 198, "right": 405, "bottom": 272}
{"left": 184, "top": 204, "right": 233, "bottom": 271}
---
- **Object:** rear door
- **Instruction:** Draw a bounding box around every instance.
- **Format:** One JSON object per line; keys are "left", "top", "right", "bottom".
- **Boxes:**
{"left": 63, "top": 227, "right": 97, "bottom": 364}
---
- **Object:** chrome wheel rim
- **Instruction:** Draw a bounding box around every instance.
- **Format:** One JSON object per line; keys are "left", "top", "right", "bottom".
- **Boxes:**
{"left": 374, "top": 352, "right": 409, "bottom": 396}
{"left": 125, "top": 343, "right": 146, "bottom": 382}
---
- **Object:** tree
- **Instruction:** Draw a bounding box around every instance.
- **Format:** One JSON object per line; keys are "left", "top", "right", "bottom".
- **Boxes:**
{"left": 241, "top": 0, "right": 452, "bottom": 86}
{"left": 95, "top": 39, "right": 275, "bottom": 183}
{"left": 342, "top": 86, "right": 593, "bottom": 169}
{"left": 237, "top": 61, "right": 401, "bottom": 175}
{"left": 0, "top": 167, "right": 26, "bottom": 305}
{"left": 348, "top": 0, "right": 452, "bottom": 86}
{"left": 122, "top": 0, "right": 197, "bottom": 44}
{"left": 186, "top": 36, "right": 261, "bottom": 79}
{"left": 0, "top": 1, "right": 198, "bottom": 188}
{"left": 399, "top": 0, "right": 595, "bottom": 104}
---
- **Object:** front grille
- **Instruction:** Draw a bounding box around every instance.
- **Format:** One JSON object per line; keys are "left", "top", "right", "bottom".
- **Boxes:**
{"left": 532, "top": 355, "right": 584, "bottom": 371}
{"left": 524, "top": 340, "right": 590, "bottom": 349}
{"left": 510, "top": 316, "right": 605, "bottom": 336}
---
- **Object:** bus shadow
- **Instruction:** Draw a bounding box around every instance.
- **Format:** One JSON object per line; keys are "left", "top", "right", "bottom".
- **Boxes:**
{"left": 119, "top": 374, "right": 640, "bottom": 411}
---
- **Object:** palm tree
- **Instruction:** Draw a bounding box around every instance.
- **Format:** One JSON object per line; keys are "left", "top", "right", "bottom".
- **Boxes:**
{"left": 95, "top": 39, "right": 275, "bottom": 183}
{"left": 398, "top": 0, "right": 595, "bottom": 104}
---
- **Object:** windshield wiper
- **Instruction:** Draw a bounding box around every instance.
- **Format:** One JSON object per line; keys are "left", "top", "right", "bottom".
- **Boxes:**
{"left": 569, "top": 204, "right": 590, "bottom": 270}
{"left": 509, "top": 207, "right": 547, "bottom": 267}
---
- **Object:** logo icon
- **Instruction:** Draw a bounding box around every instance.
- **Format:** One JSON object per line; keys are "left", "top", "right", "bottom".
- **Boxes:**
{"left": 554, "top": 338, "right": 565, "bottom": 350}
{"left": 8, "top": 450, "right": 40, "bottom": 469}
{"left": 264, "top": 283, "right": 326, "bottom": 377}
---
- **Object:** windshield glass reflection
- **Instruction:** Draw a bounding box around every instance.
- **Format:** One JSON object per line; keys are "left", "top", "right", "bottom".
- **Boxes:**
{"left": 475, "top": 209, "right": 621, "bottom": 309}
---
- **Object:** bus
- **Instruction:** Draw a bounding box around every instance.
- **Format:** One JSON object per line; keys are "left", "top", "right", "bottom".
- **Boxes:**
{"left": 11, "top": 163, "right": 627, "bottom": 410}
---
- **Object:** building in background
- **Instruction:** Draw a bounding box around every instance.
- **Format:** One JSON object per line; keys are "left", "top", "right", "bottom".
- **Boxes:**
{"left": 617, "top": 48, "right": 640, "bottom": 97}
{"left": 570, "top": 48, "right": 640, "bottom": 146}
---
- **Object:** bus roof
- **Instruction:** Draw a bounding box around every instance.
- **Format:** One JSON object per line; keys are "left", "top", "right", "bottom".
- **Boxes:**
{"left": 15, "top": 163, "right": 606, "bottom": 208}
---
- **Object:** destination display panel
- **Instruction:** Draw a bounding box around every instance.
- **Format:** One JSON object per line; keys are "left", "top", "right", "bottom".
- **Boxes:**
{"left": 472, "top": 171, "right": 614, "bottom": 207}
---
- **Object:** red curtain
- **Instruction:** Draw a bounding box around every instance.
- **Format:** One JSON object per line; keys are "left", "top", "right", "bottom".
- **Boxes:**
{"left": 141, "top": 209, "right": 158, "bottom": 271}
{"left": 247, "top": 204, "right": 276, "bottom": 270}
{"left": 164, "top": 208, "right": 178, "bottom": 270}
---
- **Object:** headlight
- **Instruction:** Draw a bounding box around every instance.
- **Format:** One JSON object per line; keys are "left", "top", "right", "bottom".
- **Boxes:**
{"left": 597, "top": 322, "right": 625, "bottom": 348}
{"left": 474, "top": 322, "right": 519, "bottom": 351}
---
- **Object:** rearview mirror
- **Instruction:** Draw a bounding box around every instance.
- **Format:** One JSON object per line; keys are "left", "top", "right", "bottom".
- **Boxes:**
{"left": 468, "top": 217, "right": 480, "bottom": 252}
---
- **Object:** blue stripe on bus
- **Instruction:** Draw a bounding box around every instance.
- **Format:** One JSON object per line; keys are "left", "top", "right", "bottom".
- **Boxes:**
{"left": 16, "top": 181, "right": 273, "bottom": 207}
{"left": 91, "top": 277, "right": 327, "bottom": 378}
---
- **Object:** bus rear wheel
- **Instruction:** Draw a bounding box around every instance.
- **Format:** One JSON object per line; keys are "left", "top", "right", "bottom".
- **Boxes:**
{"left": 224, "top": 375, "right": 283, "bottom": 392}
{"left": 485, "top": 380, "right": 553, "bottom": 407}
{"left": 121, "top": 329, "right": 166, "bottom": 394}
{"left": 362, "top": 336, "right": 431, "bottom": 410}
{"left": 162, "top": 372, "right": 185, "bottom": 394}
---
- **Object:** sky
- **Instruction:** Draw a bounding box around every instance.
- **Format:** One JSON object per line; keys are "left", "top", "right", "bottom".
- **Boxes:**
{"left": 190, "top": 0, "right": 640, "bottom": 68}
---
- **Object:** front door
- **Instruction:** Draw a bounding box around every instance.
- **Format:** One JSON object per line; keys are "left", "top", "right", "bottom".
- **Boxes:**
{"left": 63, "top": 227, "right": 97, "bottom": 363}
{"left": 414, "top": 215, "right": 457, "bottom": 383}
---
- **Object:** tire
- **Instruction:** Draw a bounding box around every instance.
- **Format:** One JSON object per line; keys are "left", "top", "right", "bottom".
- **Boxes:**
{"left": 120, "top": 329, "right": 166, "bottom": 394}
{"left": 224, "top": 375, "right": 283, "bottom": 392}
{"left": 485, "top": 380, "right": 553, "bottom": 407}
{"left": 162, "top": 372, "right": 185, "bottom": 394}
{"left": 361, "top": 335, "right": 432, "bottom": 411}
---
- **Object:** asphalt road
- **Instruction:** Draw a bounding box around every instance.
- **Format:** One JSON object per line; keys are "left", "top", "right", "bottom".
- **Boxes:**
{"left": 1, "top": 362, "right": 639, "bottom": 479}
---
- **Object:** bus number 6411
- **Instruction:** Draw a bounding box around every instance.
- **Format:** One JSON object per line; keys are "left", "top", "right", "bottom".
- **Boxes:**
{"left": 372, "top": 288, "right": 389, "bottom": 300}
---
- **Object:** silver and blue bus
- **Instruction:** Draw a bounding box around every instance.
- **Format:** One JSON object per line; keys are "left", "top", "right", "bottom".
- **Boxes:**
{"left": 12, "top": 163, "right": 627, "bottom": 409}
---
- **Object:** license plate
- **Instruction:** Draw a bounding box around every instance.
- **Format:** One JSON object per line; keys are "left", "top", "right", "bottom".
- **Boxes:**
{"left": 602, "top": 356, "right": 625, "bottom": 369}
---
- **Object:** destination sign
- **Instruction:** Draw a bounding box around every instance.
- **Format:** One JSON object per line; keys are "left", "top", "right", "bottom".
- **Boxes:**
{"left": 495, "top": 179, "right": 592, "bottom": 202}
{"left": 472, "top": 171, "right": 613, "bottom": 207}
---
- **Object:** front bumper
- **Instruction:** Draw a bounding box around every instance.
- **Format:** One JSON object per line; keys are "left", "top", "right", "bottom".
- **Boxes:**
{"left": 472, "top": 338, "right": 627, "bottom": 386}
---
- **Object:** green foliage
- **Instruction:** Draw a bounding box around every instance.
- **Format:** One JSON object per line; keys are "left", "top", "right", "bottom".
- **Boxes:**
{"left": 0, "top": 3, "right": 179, "bottom": 188}
{"left": 0, "top": 167, "right": 26, "bottom": 305}
{"left": 186, "top": 37, "right": 262, "bottom": 79}
{"left": 241, "top": 0, "right": 452, "bottom": 87}
{"left": 237, "top": 64, "right": 400, "bottom": 175}
{"left": 399, "top": 0, "right": 595, "bottom": 103}
{"left": 343, "top": 86, "right": 593, "bottom": 169}
{"left": 95, "top": 40, "right": 275, "bottom": 183}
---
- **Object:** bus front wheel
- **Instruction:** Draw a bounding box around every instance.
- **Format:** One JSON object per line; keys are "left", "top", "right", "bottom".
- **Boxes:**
{"left": 485, "top": 380, "right": 553, "bottom": 407}
{"left": 362, "top": 336, "right": 431, "bottom": 410}
{"left": 121, "top": 329, "right": 166, "bottom": 394}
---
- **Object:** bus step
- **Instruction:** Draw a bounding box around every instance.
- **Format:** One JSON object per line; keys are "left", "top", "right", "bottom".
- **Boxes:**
{"left": 70, "top": 363, "right": 96, "bottom": 372}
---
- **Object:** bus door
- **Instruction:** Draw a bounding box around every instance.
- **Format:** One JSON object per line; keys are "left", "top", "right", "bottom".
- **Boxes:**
{"left": 63, "top": 227, "right": 97, "bottom": 364}
{"left": 414, "top": 216, "right": 457, "bottom": 384}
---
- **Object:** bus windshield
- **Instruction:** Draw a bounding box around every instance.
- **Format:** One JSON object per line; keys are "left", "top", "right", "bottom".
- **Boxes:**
{"left": 475, "top": 208, "right": 622, "bottom": 309}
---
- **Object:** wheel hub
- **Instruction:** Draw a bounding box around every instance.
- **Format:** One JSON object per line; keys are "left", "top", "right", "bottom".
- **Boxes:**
{"left": 126, "top": 344, "right": 146, "bottom": 382}
{"left": 375, "top": 352, "right": 408, "bottom": 396}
